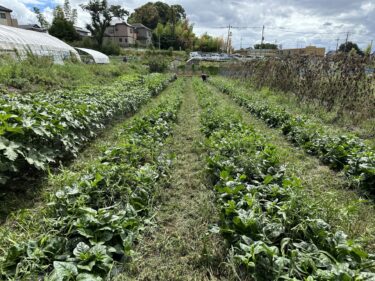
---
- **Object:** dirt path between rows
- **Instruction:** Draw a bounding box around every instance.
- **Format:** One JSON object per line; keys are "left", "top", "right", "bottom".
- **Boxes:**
{"left": 122, "top": 79, "right": 233, "bottom": 281}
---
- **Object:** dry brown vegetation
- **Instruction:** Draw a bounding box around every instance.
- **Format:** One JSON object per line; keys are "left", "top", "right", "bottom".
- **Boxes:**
{"left": 221, "top": 54, "right": 375, "bottom": 122}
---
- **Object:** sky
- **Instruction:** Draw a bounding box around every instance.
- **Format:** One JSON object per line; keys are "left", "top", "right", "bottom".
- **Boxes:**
{"left": 2, "top": 0, "right": 375, "bottom": 52}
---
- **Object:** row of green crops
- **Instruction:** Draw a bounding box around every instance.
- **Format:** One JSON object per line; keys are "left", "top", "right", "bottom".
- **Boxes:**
{"left": 0, "top": 81, "right": 183, "bottom": 280}
{"left": 0, "top": 73, "right": 175, "bottom": 185}
{"left": 193, "top": 79, "right": 375, "bottom": 280}
{"left": 210, "top": 77, "right": 375, "bottom": 192}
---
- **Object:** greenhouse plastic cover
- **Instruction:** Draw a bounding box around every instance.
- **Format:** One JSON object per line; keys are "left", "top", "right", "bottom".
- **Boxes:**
{"left": 0, "top": 25, "right": 80, "bottom": 63}
{"left": 76, "top": 48, "right": 110, "bottom": 64}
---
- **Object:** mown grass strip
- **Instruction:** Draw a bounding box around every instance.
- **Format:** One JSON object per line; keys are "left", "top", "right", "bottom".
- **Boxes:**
{"left": 210, "top": 77, "right": 375, "bottom": 192}
{"left": 0, "top": 80, "right": 184, "bottom": 280}
{"left": 0, "top": 73, "right": 175, "bottom": 185}
{"left": 194, "top": 79, "right": 375, "bottom": 280}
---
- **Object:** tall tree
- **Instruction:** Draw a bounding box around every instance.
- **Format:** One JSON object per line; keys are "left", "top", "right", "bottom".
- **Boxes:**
{"left": 170, "top": 5, "right": 186, "bottom": 22}
{"left": 81, "top": 0, "right": 129, "bottom": 48}
{"left": 127, "top": 3, "right": 159, "bottom": 29}
{"left": 338, "top": 41, "right": 364, "bottom": 56}
{"left": 154, "top": 22, "right": 163, "bottom": 49}
{"left": 254, "top": 43, "right": 278, "bottom": 49}
{"left": 33, "top": 7, "right": 49, "bottom": 29}
{"left": 63, "top": 0, "right": 77, "bottom": 24}
{"left": 153, "top": 2, "right": 170, "bottom": 25}
{"left": 49, "top": 5, "right": 79, "bottom": 42}
{"left": 128, "top": 2, "right": 186, "bottom": 29}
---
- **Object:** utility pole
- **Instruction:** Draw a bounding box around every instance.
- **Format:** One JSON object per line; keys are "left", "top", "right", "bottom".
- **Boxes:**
{"left": 335, "top": 38, "right": 340, "bottom": 51}
{"left": 370, "top": 39, "right": 374, "bottom": 53}
{"left": 226, "top": 25, "right": 232, "bottom": 54}
{"left": 240, "top": 36, "right": 243, "bottom": 49}
{"left": 345, "top": 32, "right": 349, "bottom": 50}
{"left": 261, "top": 25, "right": 265, "bottom": 46}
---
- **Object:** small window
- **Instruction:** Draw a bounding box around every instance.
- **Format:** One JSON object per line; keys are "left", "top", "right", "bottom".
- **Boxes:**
{"left": 0, "top": 13, "right": 6, "bottom": 19}
{"left": 125, "top": 38, "right": 128, "bottom": 43}
{"left": 130, "top": 29, "right": 133, "bottom": 33}
{"left": 119, "top": 38, "right": 122, "bottom": 42}
{"left": 115, "top": 27, "right": 118, "bottom": 31}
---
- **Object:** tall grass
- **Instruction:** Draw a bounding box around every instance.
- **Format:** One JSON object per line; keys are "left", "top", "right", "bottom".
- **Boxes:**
{"left": 0, "top": 54, "right": 143, "bottom": 93}
{"left": 221, "top": 54, "right": 375, "bottom": 122}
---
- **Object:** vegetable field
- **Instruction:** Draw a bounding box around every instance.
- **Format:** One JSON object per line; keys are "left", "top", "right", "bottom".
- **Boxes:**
{"left": 0, "top": 73, "right": 174, "bottom": 184}
{"left": 0, "top": 73, "right": 374, "bottom": 280}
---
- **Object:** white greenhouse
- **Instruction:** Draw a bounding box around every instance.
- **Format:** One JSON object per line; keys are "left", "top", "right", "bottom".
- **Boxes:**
{"left": 0, "top": 25, "right": 80, "bottom": 63}
{"left": 75, "top": 48, "right": 110, "bottom": 64}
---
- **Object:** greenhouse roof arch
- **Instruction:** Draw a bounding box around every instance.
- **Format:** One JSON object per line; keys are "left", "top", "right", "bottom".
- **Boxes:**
{"left": 75, "top": 48, "right": 110, "bottom": 64}
{"left": 0, "top": 25, "right": 80, "bottom": 63}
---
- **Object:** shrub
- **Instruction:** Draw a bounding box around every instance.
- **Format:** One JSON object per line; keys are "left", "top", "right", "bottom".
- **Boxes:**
{"left": 100, "top": 40, "right": 121, "bottom": 56}
{"left": 146, "top": 55, "right": 168, "bottom": 73}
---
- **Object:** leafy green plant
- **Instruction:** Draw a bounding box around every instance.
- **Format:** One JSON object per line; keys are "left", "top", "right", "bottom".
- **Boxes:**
{"left": 194, "top": 79, "right": 375, "bottom": 280}
{"left": 0, "top": 73, "right": 176, "bottom": 185}
{"left": 0, "top": 81, "right": 184, "bottom": 280}
{"left": 211, "top": 77, "right": 375, "bottom": 191}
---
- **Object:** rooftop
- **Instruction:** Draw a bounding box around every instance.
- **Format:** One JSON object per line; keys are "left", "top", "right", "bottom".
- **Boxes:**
{"left": 0, "top": 5, "right": 12, "bottom": 12}
{"left": 18, "top": 24, "right": 47, "bottom": 32}
{"left": 74, "top": 26, "right": 90, "bottom": 33}
{"left": 131, "top": 23, "right": 152, "bottom": 30}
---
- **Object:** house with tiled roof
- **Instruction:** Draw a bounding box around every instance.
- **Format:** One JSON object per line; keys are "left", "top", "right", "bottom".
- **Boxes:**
{"left": 131, "top": 23, "right": 153, "bottom": 47}
{"left": 104, "top": 21, "right": 137, "bottom": 47}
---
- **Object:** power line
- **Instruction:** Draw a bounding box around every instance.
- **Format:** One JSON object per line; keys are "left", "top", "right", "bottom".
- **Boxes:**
{"left": 195, "top": 24, "right": 368, "bottom": 36}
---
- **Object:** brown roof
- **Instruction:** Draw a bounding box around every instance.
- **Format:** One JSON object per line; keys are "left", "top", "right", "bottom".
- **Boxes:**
{"left": 0, "top": 5, "right": 12, "bottom": 12}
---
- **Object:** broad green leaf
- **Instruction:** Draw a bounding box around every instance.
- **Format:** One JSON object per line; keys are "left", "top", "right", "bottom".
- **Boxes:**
{"left": 76, "top": 273, "right": 103, "bottom": 281}
{"left": 73, "top": 242, "right": 90, "bottom": 260}
{"left": 50, "top": 261, "right": 78, "bottom": 280}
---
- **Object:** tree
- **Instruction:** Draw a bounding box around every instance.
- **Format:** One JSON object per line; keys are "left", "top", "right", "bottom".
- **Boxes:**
{"left": 153, "top": 2, "right": 171, "bottom": 25}
{"left": 128, "top": 2, "right": 186, "bottom": 29}
{"left": 170, "top": 5, "right": 186, "bottom": 23}
{"left": 195, "top": 33, "right": 224, "bottom": 52}
{"left": 154, "top": 22, "right": 163, "bottom": 49}
{"left": 254, "top": 43, "right": 278, "bottom": 49}
{"left": 63, "top": 0, "right": 77, "bottom": 24}
{"left": 364, "top": 44, "right": 372, "bottom": 57}
{"left": 81, "top": 0, "right": 129, "bottom": 48}
{"left": 33, "top": 7, "right": 49, "bottom": 29}
{"left": 338, "top": 41, "right": 364, "bottom": 56}
{"left": 49, "top": 6, "right": 79, "bottom": 42}
{"left": 128, "top": 3, "right": 159, "bottom": 29}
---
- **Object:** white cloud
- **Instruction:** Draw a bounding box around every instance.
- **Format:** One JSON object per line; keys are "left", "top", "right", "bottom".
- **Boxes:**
{"left": 3, "top": 0, "right": 375, "bottom": 51}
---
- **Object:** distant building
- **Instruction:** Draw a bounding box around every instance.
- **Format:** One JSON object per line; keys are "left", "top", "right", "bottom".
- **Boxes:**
{"left": 236, "top": 46, "right": 326, "bottom": 58}
{"left": 74, "top": 26, "right": 90, "bottom": 37}
{"left": 237, "top": 48, "right": 278, "bottom": 58}
{"left": 104, "top": 21, "right": 137, "bottom": 47}
{"left": 0, "top": 5, "right": 18, "bottom": 27}
{"left": 18, "top": 24, "right": 46, "bottom": 33}
{"left": 131, "top": 23, "right": 152, "bottom": 47}
{"left": 279, "top": 46, "right": 325, "bottom": 57}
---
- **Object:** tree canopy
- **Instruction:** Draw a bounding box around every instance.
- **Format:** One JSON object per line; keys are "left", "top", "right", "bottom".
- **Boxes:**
{"left": 81, "top": 0, "right": 129, "bottom": 48}
{"left": 254, "top": 43, "right": 278, "bottom": 49}
{"left": 338, "top": 41, "right": 364, "bottom": 56}
{"left": 48, "top": 1, "right": 79, "bottom": 42}
{"left": 33, "top": 7, "right": 49, "bottom": 29}
{"left": 128, "top": 1, "right": 186, "bottom": 29}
